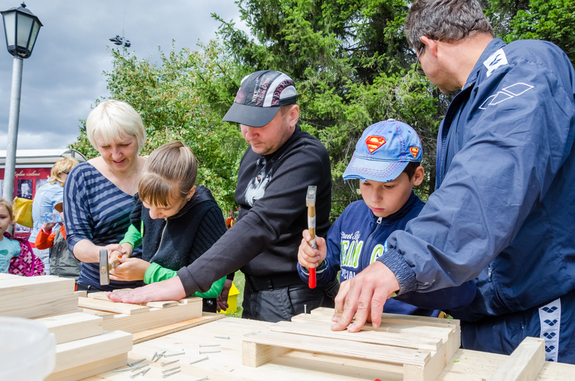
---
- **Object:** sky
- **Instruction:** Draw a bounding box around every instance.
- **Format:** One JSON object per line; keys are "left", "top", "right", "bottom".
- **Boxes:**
{"left": 0, "top": 0, "right": 247, "bottom": 151}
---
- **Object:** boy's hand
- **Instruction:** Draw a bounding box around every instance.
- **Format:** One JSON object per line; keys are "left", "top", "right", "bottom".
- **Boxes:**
{"left": 109, "top": 257, "right": 150, "bottom": 281}
{"left": 298, "top": 229, "right": 327, "bottom": 269}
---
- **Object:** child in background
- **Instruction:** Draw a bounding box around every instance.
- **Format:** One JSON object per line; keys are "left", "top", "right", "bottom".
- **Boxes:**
{"left": 0, "top": 198, "right": 44, "bottom": 276}
{"left": 109, "top": 141, "right": 228, "bottom": 312}
{"left": 297, "top": 119, "right": 475, "bottom": 315}
{"left": 35, "top": 202, "right": 81, "bottom": 280}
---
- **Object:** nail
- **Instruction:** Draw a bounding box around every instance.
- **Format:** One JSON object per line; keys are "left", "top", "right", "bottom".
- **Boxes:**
{"left": 194, "top": 377, "right": 209, "bottom": 381}
{"left": 130, "top": 367, "right": 150, "bottom": 379}
{"left": 128, "top": 358, "right": 145, "bottom": 367}
{"left": 113, "top": 366, "right": 132, "bottom": 372}
{"left": 304, "top": 304, "right": 307, "bottom": 314}
{"left": 162, "top": 369, "right": 181, "bottom": 378}
{"left": 154, "top": 350, "right": 166, "bottom": 362}
{"left": 199, "top": 350, "right": 220, "bottom": 354}
{"left": 131, "top": 364, "right": 146, "bottom": 372}
{"left": 189, "top": 356, "right": 209, "bottom": 365}
{"left": 161, "top": 359, "right": 180, "bottom": 367}
{"left": 151, "top": 351, "right": 158, "bottom": 361}
{"left": 214, "top": 335, "right": 229, "bottom": 339}
{"left": 164, "top": 351, "right": 185, "bottom": 357}
{"left": 162, "top": 366, "right": 180, "bottom": 374}
{"left": 199, "top": 344, "right": 220, "bottom": 347}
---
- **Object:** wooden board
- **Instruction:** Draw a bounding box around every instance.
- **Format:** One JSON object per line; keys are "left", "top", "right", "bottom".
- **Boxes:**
{"left": 46, "top": 353, "right": 127, "bottom": 381}
{"left": 488, "top": 337, "right": 545, "bottom": 381}
{"left": 52, "top": 330, "right": 133, "bottom": 373}
{"left": 78, "top": 296, "right": 150, "bottom": 315}
{"left": 132, "top": 312, "right": 224, "bottom": 344}
{"left": 0, "top": 276, "right": 78, "bottom": 318}
{"left": 35, "top": 312, "right": 103, "bottom": 344}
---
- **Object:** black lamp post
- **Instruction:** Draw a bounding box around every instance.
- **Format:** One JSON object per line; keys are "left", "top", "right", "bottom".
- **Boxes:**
{"left": 1, "top": 2, "right": 42, "bottom": 202}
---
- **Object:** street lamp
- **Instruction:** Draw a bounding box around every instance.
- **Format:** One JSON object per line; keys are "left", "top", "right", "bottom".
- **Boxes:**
{"left": 1, "top": 3, "right": 42, "bottom": 202}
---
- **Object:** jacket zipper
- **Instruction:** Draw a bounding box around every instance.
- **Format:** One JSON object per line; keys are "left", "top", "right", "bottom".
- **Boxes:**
{"left": 363, "top": 217, "right": 383, "bottom": 267}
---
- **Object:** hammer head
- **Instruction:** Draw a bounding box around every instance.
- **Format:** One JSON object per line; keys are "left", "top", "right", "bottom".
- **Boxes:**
{"left": 99, "top": 249, "right": 110, "bottom": 286}
{"left": 306, "top": 185, "right": 317, "bottom": 207}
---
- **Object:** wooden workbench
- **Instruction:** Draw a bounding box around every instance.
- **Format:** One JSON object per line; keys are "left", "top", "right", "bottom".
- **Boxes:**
{"left": 83, "top": 316, "right": 575, "bottom": 381}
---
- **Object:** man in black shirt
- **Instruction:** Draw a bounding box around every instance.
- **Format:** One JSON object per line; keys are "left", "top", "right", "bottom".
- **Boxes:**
{"left": 110, "top": 70, "right": 337, "bottom": 322}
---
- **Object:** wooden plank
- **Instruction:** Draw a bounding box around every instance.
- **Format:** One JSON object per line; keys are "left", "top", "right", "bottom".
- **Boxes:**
{"left": 488, "top": 337, "right": 545, "bottom": 381}
{"left": 52, "top": 330, "right": 133, "bottom": 373}
{"left": 271, "top": 320, "right": 442, "bottom": 352}
{"left": 81, "top": 308, "right": 115, "bottom": 321}
{"left": 0, "top": 293, "right": 79, "bottom": 319}
{"left": 78, "top": 297, "right": 149, "bottom": 315}
{"left": 35, "top": 312, "right": 103, "bottom": 344}
{"left": 132, "top": 313, "right": 224, "bottom": 344}
{"left": 45, "top": 353, "right": 127, "bottom": 381}
{"left": 89, "top": 291, "right": 180, "bottom": 308}
{"left": 243, "top": 340, "right": 293, "bottom": 367}
{"left": 101, "top": 297, "right": 202, "bottom": 333}
{"left": 243, "top": 330, "right": 431, "bottom": 367}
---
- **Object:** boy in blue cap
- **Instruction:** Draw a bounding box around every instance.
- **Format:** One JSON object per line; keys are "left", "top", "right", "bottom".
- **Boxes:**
{"left": 298, "top": 119, "right": 475, "bottom": 316}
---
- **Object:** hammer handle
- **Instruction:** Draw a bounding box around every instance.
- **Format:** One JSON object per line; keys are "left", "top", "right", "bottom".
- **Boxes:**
{"left": 308, "top": 205, "right": 317, "bottom": 289}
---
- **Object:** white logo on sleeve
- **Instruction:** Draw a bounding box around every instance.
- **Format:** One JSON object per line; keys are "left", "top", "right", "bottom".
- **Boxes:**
{"left": 483, "top": 48, "right": 508, "bottom": 77}
{"left": 479, "top": 83, "right": 534, "bottom": 110}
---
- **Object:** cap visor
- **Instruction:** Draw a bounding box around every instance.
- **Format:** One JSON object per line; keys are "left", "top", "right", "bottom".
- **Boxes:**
{"left": 342, "top": 157, "right": 409, "bottom": 183}
{"left": 222, "top": 103, "right": 281, "bottom": 127}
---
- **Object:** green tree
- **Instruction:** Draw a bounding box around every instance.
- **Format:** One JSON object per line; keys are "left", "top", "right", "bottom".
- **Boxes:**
{"left": 70, "top": 41, "right": 246, "bottom": 213}
{"left": 214, "top": 0, "right": 442, "bottom": 216}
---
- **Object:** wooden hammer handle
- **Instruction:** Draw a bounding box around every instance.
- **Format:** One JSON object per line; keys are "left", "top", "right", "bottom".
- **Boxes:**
{"left": 308, "top": 205, "right": 317, "bottom": 289}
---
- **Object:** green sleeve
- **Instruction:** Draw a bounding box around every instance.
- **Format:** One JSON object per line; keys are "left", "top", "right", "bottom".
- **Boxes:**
{"left": 144, "top": 262, "right": 177, "bottom": 284}
{"left": 192, "top": 276, "right": 226, "bottom": 299}
{"left": 144, "top": 263, "right": 226, "bottom": 299}
{"left": 120, "top": 223, "right": 142, "bottom": 249}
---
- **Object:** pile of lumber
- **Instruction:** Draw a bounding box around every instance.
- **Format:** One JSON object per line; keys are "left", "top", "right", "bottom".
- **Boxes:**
{"left": 0, "top": 274, "right": 132, "bottom": 381}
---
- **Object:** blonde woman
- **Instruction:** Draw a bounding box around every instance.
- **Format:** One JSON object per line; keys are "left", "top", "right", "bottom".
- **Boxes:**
{"left": 30, "top": 157, "right": 79, "bottom": 273}
{"left": 64, "top": 100, "right": 147, "bottom": 292}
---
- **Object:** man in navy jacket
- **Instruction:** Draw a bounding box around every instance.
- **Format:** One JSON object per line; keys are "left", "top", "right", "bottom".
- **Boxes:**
{"left": 333, "top": 0, "right": 575, "bottom": 363}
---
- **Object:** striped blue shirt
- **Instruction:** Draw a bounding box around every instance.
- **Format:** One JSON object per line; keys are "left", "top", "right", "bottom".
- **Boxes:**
{"left": 64, "top": 162, "right": 143, "bottom": 290}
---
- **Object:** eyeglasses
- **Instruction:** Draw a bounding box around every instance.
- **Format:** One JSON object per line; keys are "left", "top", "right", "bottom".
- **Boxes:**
{"left": 413, "top": 36, "right": 439, "bottom": 76}
{"left": 414, "top": 45, "right": 425, "bottom": 75}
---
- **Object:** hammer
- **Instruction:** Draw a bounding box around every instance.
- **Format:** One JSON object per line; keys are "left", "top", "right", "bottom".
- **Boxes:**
{"left": 306, "top": 185, "right": 317, "bottom": 289}
{"left": 99, "top": 249, "right": 122, "bottom": 286}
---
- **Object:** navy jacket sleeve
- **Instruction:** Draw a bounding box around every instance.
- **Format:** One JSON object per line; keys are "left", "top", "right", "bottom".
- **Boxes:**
{"left": 379, "top": 43, "right": 575, "bottom": 295}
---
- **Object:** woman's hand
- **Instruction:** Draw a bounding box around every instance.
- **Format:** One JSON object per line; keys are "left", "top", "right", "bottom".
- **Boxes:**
{"left": 109, "top": 257, "right": 150, "bottom": 281}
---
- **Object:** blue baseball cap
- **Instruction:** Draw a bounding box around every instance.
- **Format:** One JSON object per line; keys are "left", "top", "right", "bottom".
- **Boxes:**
{"left": 343, "top": 119, "right": 422, "bottom": 183}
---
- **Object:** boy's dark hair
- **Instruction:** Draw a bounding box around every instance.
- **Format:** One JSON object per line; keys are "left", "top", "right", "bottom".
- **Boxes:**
{"left": 402, "top": 161, "right": 422, "bottom": 180}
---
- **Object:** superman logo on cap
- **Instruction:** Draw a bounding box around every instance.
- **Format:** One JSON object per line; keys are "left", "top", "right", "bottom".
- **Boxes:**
{"left": 365, "top": 136, "right": 386, "bottom": 153}
{"left": 409, "top": 147, "right": 420, "bottom": 158}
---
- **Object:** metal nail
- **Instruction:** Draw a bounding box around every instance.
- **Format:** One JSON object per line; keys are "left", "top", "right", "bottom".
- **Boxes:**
{"left": 161, "top": 359, "right": 180, "bottom": 367}
{"left": 162, "top": 366, "right": 181, "bottom": 374}
{"left": 154, "top": 350, "right": 166, "bottom": 362}
{"left": 304, "top": 304, "right": 307, "bottom": 314}
{"left": 141, "top": 368, "right": 150, "bottom": 376}
{"left": 131, "top": 364, "right": 146, "bottom": 372}
{"left": 164, "top": 351, "right": 185, "bottom": 357}
{"left": 162, "top": 369, "right": 181, "bottom": 378}
{"left": 199, "top": 344, "right": 220, "bottom": 347}
{"left": 194, "top": 377, "right": 209, "bottom": 381}
{"left": 130, "top": 367, "right": 149, "bottom": 379}
{"left": 189, "top": 356, "right": 209, "bottom": 365}
{"left": 152, "top": 351, "right": 158, "bottom": 361}
{"left": 214, "top": 335, "right": 229, "bottom": 339}
{"left": 199, "top": 350, "right": 221, "bottom": 354}
{"left": 113, "top": 366, "right": 132, "bottom": 372}
{"left": 128, "top": 358, "right": 145, "bottom": 367}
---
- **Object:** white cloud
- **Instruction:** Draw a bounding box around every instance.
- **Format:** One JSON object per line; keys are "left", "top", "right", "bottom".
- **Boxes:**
{"left": 0, "top": 0, "right": 247, "bottom": 150}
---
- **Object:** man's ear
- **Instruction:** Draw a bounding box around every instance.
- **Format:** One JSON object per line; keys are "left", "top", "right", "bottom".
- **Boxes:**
{"left": 412, "top": 166, "right": 425, "bottom": 186}
{"left": 420, "top": 36, "right": 439, "bottom": 57}
{"left": 187, "top": 185, "right": 197, "bottom": 200}
{"left": 288, "top": 104, "right": 300, "bottom": 127}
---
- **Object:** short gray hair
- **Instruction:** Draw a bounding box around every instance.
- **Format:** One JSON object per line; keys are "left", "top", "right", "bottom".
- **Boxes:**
{"left": 86, "top": 100, "right": 146, "bottom": 152}
{"left": 405, "top": 0, "right": 493, "bottom": 52}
